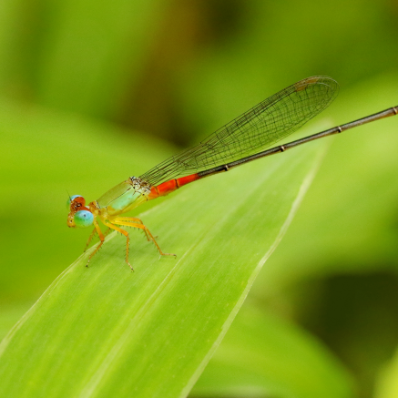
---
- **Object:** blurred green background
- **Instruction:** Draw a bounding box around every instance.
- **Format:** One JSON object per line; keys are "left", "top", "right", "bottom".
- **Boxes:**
{"left": 1, "top": 0, "right": 398, "bottom": 397}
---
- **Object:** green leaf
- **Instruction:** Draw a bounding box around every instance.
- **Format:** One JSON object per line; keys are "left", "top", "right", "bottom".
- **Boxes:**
{"left": 0, "top": 302, "right": 33, "bottom": 342}
{"left": 193, "top": 303, "right": 353, "bottom": 398}
{"left": 0, "top": 0, "right": 166, "bottom": 119}
{"left": 0, "top": 130, "right": 326, "bottom": 397}
{"left": 375, "top": 346, "right": 398, "bottom": 398}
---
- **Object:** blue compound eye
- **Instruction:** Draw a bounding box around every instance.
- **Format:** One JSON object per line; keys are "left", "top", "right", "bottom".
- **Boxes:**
{"left": 74, "top": 210, "right": 94, "bottom": 228}
{"left": 67, "top": 195, "right": 83, "bottom": 209}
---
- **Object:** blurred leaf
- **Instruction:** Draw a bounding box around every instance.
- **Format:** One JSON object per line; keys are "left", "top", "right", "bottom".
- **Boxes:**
{"left": 0, "top": 0, "right": 167, "bottom": 118}
{"left": 35, "top": 0, "right": 168, "bottom": 118}
{"left": 178, "top": 0, "right": 398, "bottom": 142}
{"left": 375, "top": 346, "right": 398, "bottom": 398}
{"left": 0, "top": 132, "right": 326, "bottom": 397}
{"left": 192, "top": 303, "right": 353, "bottom": 398}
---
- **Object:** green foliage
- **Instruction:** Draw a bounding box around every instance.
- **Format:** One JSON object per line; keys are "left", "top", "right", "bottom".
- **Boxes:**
{"left": 1, "top": 1, "right": 398, "bottom": 397}
{"left": 193, "top": 304, "right": 353, "bottom": 398}
{"left": 375, "top": 347, "right": 398, "bottom": 398}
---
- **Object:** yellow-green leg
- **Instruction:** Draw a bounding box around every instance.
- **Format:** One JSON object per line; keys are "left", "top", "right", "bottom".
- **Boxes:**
{"left": 86, "top": 219, "right": 105, "bottom": 267}
{"left": 111, "top": 217, "right": 176, "bottom": 258}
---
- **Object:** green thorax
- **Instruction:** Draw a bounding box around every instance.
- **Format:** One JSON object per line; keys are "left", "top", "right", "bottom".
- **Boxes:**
{"left": 97, "top": 179, "right": 150, "bottom": 216}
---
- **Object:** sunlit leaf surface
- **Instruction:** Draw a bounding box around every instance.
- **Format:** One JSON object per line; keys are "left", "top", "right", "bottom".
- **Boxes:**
{"left": 0, "top": 130, "right": 326, "bottom": 397}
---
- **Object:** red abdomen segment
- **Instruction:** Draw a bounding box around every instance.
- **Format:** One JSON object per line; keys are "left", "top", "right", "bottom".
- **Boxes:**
{"left": 148, "top": 174, "right": 201, "bottom": 199}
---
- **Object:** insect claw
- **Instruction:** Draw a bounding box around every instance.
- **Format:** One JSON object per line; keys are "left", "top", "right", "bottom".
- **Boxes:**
{"left": 161, "top": 252, "right": 177, "bottom": 258}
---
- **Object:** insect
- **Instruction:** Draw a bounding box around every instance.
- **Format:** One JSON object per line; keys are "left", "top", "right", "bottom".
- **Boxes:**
{"left": 67, "top": 76, "right": 398, "bottom": 269}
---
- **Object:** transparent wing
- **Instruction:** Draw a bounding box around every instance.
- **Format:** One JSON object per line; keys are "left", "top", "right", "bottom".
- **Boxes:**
{"left": 140, "top": 76, "right": 339, "bottom": 186}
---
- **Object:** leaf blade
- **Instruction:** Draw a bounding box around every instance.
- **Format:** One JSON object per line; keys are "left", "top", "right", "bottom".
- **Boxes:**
{"left": 0, "top": 130, "right": 327, "bottom": 398}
